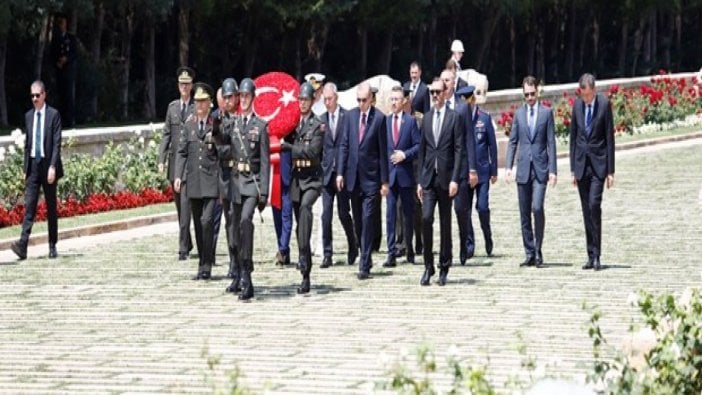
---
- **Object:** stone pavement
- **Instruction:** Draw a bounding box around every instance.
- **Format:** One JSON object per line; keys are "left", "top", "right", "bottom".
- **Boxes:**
{"left": 0, "top": 139, "right": 701, "bottom": 394}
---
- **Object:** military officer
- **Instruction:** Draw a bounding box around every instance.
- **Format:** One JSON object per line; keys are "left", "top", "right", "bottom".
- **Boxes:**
{"left": 224, "top": 78, "right": 270, "bottom": 301}
{"left": 457, "top": 85, "right": 497, "bottom": 257}
{"left": 158, "top": 66, "right": 195, "bottom": 261}
{"left": 213, "top": 79, "right": 240, "bottom": 280}
{"left": 174, "top": 82, "right": 220, "bottom": 280}
{"left": 281, "top": 82, "right": 324, "bottom": 294}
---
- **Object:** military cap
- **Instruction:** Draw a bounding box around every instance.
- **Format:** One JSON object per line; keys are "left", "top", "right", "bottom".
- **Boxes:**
{"left": 177, "top": 66, "right": 195, "bottom": 83}
{"left": 402, "top": 85, "right": 412, "bottom": 98}
{"left": 299, "top": 82, "right": 315, "bottom": 99}
{"left": 222, "top": 78, "right": 238, "bottom": 96}
{"left": 370, "top": 86, "right": 379, "bottom": 97}
{"left": 239, "top": 78, "right": 256, "bottom": 95}
{"left": 304, "top": 73, "right": 326, "bottom": 90}
{"left": 456, "top": 85, "right": 476, "bottom": 99}
{"left": 193, "top": 82, "right": 214, "bottom": 101}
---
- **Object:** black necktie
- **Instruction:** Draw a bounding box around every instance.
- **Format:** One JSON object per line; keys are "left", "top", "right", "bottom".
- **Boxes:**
{"left": 181, "top": 103, "right": 186, "bottom": 120}
{"left": 243, "top": 116, "right": 248, "bottom": 128}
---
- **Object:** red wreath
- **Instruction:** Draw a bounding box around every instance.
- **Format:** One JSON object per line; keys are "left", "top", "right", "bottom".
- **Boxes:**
{"left": 253, "top": 72, "right": 300, "bottom": 209}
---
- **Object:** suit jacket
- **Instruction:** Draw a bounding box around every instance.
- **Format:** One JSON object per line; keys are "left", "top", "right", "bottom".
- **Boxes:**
{"left": 176, "top": 115, "right": 220, "bottom": 199}
{"left": 452, "top": 100, "right": 477, "bottom": 177}
{"left": 505, "top": 103, "right": 557, "bottom": 184}
{"left": 403, "top": 80, "right": 430, "bottom": 115}
{"left": 471, "top": 107, "right": 498, "bottom": 183}
{"left": 321, "top": 107, "right": 347, "bottom": 187}
{"left": 289, "top": 115, "right": 324, "bottom": 201}
{"left": 418, "top": 106, "right": 464, "bottom": 190}
{"left": 337, "top": 106, "right": 388, "bottom": 193}
{"left": 159, "top": 98, "right": 194, "bottom": 182}
{"left": 386, "top": 111, "right": 421, "bottom": 188}
{"left": 23, "top": 105, "right": 64, "bottom": 179}
{"left": 569, "top": 93, "right": 615, "bottom": 180}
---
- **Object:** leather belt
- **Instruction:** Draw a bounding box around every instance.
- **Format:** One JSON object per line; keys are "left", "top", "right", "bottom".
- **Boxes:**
{"left": 222, "top": 160, "right": 234, "bottom": 168}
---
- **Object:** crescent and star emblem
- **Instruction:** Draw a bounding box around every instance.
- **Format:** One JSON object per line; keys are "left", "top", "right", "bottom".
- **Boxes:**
{"left": 253, "top": 87, "right": 297, "bottom": 122}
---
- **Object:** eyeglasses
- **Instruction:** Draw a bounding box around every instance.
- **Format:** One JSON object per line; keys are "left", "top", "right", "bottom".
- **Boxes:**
{"left": 429, "top": 90, "right": 443, "bottom": 96}
{"left": 31, "top": 93, "right": 42, "bottom": 98}
{"left": 524, "top": 92, "right": 536, "bottom": 98}
{"left": 357, "top": 97, "right": 368, "bottom": 103}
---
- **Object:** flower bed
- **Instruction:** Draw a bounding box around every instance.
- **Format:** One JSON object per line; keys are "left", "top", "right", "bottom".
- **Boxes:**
{"left": 497, "top": 70, "right": 702, "bottom": 141}
{"left": 0, "top": 129, "right": 172, "bottom": 229}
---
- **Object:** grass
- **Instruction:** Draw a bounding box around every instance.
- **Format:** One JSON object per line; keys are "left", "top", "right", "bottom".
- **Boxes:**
{"left": 0, "top": 202, "right": 173, "bottom": 241}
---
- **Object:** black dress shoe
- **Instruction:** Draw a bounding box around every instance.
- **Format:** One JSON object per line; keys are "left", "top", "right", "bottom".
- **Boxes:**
{"left": 347, "top": 249, "right": 358, "bottom": 266}
{"left": 178, "top": 252, "right": 188, "bottom": 261}
{"left": 225, "top": 279, "right": 241, "bottom": 293}
{"left": 199, "top": 271, "right": 211, "bottom": 280}
{"left": 297, "top": 277, "right": 311, "bottom": 294}
{"left": 382, "top": 256, "right": 396, "bottom": 268}
{"left": 406, "top": 254, "right": 415, "bottom": 264}
{"left": 438, "top": 267, "right": 449, "bottom": 286}
{"left": 593, "top": 257, "right": 602, "bottom": 271}
{"left": 520, "top": 257, "right": 536, "bottom": 267}
{"left": 420, "top": 266, "right": 435, "bottom": 286}
{"left": 582, "top": 257, "right": 594, "bottom": 270}
{"left": 459, "top": 251, "right": 466, "bottom": 266}
{"left": 395, "top": 248, "right": 406, "bottom": 258}
{"left": 535, "top": 252, "right": 544, "bottom": 268}
{"left": 485, "top": 238, "right": 494, "bottom": 256}
{"left": 11, "top": 241, "right": 27, "bottom": 260}
{"left": 49, "top": 244, "right": 58, "bottom": 259}
{"left": 238, "top": 286, "right": 254, "bottom": 301}
{"left": 320, "top": 256, "right": 332, "bottom": 269}
{"left": 357, "top": 271, "right": 370, "bottom": 280}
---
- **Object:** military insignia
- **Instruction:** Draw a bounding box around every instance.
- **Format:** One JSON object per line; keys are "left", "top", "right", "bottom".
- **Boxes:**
{"left": 319, "top": 123, "right": 326, "bottom": 133}
{"left": 476, "top": 120, "right": 485, "bottom": 128}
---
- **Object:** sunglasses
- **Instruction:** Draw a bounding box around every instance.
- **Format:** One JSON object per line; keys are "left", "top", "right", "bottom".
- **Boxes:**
{"left": 31, "top": 93, "right": 42, "bottom": 98}
{"left": 429, "top": 89, "right": 443, "bottom": 95}
{"left": 356, "top": 97, "right": 369, "bottom": 103}
{"left": 524, "top": 92, "right": 536, "bottom": 98}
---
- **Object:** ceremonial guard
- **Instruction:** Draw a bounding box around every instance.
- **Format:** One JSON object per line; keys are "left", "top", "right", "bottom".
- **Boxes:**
{"left": 223, "top": 78, "right": 270, "bottom": 300}
{"left": 281, "top": 82, "right": 324, "bottom": 294}
{"left": 159, "top": 67, "right": 195, "bottom": 260}
{"left": 174, "top": 83, "right": 220, "bottom": 280}
{"left": 213, "top": 79, "right": 240, "bottom": 279}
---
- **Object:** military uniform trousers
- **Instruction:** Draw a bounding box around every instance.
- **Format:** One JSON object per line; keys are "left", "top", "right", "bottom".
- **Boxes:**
{"left": 175, "top": 183, "right": 193, "bottom": 255}
{"left": 292, "top": 182, "right": 320, "bottom": 274}
{"left": 453, "top": 180, "right": 474, "bottom": 261}
{"left": 233, "top": 195, "right": 258, "bottom": 274}
{"left": 191, "top": 197, "right": 217, "bottom": 274}
{"left": 321, "top": 173, "right": 356, "bottom": 258}
{"left": 464, "top": 181, "right": 492, "bottom": 254}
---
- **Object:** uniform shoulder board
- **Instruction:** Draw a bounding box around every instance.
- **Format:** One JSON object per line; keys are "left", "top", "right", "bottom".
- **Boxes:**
{"left": 168, "top": 99, "right": 180, "bottom": 108}
{"left": 185, "top": 114, "right": 195, "bottom": 123}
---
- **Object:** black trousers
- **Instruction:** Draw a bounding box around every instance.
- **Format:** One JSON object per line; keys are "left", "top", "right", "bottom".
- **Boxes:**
{"left": 20, "top": 158, "right": 58, "bottom": 245}
{"left": 577, "top": 162, "right": 605, "bottom": 259}
{"left": 190, "top": 197, "right": 217, "bottom": 273}
{"left": 321, "top": 179, "right": 356, "bottom": 258}
{"left": 174, "top": 181, "right": 193, "bottom": 254}
{"left": 294, "top": 188, "right": 321, "bottom": 271}
{"left": 422, "top": 185, "right": 453, "bottom": 268}
{"left": 233, "top": 195, "right": 258, "bottom": 272}
{"left": 350, "top": 187, "right": 379, "bottom": 273}
{"left": 453, "top": 181, "right": 471, "bottom": 259}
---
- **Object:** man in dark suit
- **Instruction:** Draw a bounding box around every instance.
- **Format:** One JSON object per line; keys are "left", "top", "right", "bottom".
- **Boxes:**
{"left": 384, "top": 86, "right": 421, "bottom": 267}
{"left": 404, "top": 62, "right": 430, "bottom": 115}
{"left": 319, "top": 82, "right": 357, "bottom": 269}
{"left": 11, "top": 81, "right": 64, "bottom": 260}
{"left": 505, "top": 76, "right": 557, "bottom": 268}
{"left": 457, "top": 86, "right": 498, "bottom": 257}
{"left": 570, "top": 73, "right": 615, "bottom": 271}
{"left": 159, "top": 66, "right": 195, "bottom": 261}
{"left": 174, "top": 83, "right": 220, "bottom": 281}
{"left": 417, "top": 79, "right": 464, "bottom": 286}
{"left": 337, "top": 82, "right": 389, "bottom": 280}
{"left": 280, "top": 82, "right": 325, "bottom": 294}
{"left": 441, "top": 69, "right": 478, "bottom": 265}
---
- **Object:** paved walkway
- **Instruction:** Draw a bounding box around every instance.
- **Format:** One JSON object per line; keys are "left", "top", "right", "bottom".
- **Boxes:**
{"left": 1, "top": 139, "right": 701, "bottom": 394}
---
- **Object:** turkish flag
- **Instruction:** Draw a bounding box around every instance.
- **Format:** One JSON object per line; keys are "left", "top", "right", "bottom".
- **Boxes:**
{"left": 253, "top": 72, "right": 300, "bottom": 209}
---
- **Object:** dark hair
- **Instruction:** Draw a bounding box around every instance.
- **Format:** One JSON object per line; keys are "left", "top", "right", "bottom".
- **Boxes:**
{"left": 410, "top": 61, "right": 422, "bottom": 70}
{"left": 391, "top": 85, "right": 404, "bottom": 93}
{"left": 522, "top": 76, "right": 538, "bottom": 88}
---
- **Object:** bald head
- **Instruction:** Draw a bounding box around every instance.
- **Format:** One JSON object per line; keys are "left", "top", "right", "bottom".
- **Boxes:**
{"left": 322, "top": 82, "right": 338, "bottom": 113}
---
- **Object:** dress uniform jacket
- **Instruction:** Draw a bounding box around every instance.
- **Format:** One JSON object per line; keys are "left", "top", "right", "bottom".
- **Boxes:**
{"left": 175, "top": 115, "right": 220, "bottom": 199}
{"left": 230, "top": 114, "right": 270, "bottom": 202}
{"left": 159, "top": 99, "right": 194, "bottom": 182}
{"left": 290, "top": 116, "right": 324, "bottom": 202}
{"left": 213, "top": 112, "right": 239, "bottom": 202}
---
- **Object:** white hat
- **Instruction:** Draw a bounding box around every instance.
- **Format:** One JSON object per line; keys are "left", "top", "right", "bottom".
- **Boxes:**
{"left": 451, "top": 39, "right": 465, "bottom": 53}
{"left": 304, "top": 73, "right": 326, "bottom": 90}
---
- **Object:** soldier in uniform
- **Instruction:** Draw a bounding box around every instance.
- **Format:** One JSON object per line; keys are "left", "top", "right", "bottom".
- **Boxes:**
{"left": 174, "top": 83, "right": 220, "bottom": 280}
{"left": 224, "top": 78, "right": 270, "bottom": 301}
{"left": 213, "top": 79, "right": 240, "bottom": 279}
{"left": 158, "top": 66, "right": 195, "bottom": 261}
{"left": 281, "top": 82, "right": 324, "bottom": 294}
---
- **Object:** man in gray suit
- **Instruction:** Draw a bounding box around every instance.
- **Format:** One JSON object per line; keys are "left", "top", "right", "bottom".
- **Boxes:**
{"left": 505, "top": 76, "right": 557, "bottom": 268}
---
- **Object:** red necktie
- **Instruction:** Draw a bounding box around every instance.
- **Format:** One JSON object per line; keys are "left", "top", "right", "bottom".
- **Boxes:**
{"left": 358, "top": 112, "right": 367, "bottom": 143}
{"left": 392, "top": 114, "right": 399, "bottom": 146}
